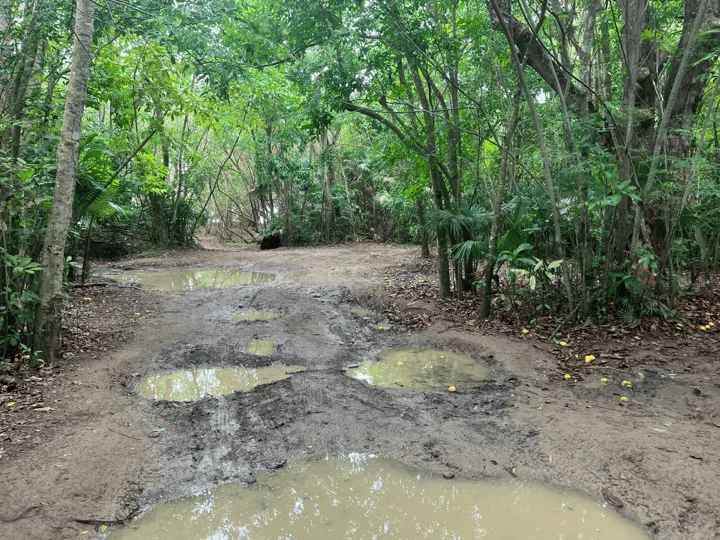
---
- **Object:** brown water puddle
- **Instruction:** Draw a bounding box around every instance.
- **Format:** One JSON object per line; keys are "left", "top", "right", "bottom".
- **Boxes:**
{"left": 137, "top": 366, "right": 304, "bottom": 401}
{"left": 351, "top": 307, "right": 376, "bottom": 317}
{"left": 347, "top": 349, "right": 490, "bottom": 390}
{"left": 233, "top": 311, "right": 282, "bottom": 322}
{"left": 112, "top": 455, "right": 648, "bottom": 539}
{"left": 247, "top": 339, "right": 277, "bottom": 356}
{"left": 113, "top": 269, "right": 275, "bottom": 291}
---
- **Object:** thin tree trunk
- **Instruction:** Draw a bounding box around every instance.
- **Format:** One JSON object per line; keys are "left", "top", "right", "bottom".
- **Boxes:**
{"left": 150, "top": 120, "right": 171, "bottom": 247}
{"left": 631, "top": 0, "right": 711, "bottom": 255}
{"left": 490, "top": 0, "right": 574, "bottom": 312}
{"left": 33, "top": 0, "right": 95, "bottom": 362}
{"left": 482, "top": 86, "right": 521, "bottom": 317}
{"left": 81, "top": 214, "right": 93, "bottom": 283}
{"left": 416, "top": 198, "right": 430, "bottom": 258}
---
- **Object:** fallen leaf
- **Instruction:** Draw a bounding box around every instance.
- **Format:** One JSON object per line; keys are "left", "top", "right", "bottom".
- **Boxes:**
{"left": 6, "top": 402, "right": 15, "bottom": 407}
{"left": 521, "top": 329, "right": 529, "bottom": 334}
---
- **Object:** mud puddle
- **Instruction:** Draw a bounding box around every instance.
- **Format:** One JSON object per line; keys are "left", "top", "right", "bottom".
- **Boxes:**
{"left": 351, "top": 307, "right": 377, "bottom": 317}
{"left": 347, "top": 349, "right": 490, "bottom": 390}
{"left": 113, "top": 269, "right": 275, "bottom": 291}
{"left": 138, "top": 366, "right": 304, "bottom": 401}
{"left": 112, "top": 455, "right": 647, "bottom": 539}
{"left": 233, "top": 311, "right": 282, "bottom": 321}
{"left": 247, "top": 339, "right": 277, "bottom": 356}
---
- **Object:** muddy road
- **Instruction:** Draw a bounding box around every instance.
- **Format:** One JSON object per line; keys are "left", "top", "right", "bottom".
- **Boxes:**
{"left": 0, "top": 244, "right": 718, "bottom": 539}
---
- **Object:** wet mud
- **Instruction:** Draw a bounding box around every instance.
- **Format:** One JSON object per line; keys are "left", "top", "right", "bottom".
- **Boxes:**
{"left": 1, "top": 245, "right": 716, "bottom": 540}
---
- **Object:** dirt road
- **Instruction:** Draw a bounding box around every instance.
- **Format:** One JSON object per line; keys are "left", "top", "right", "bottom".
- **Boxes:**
{"left": 0, "top": 244, "right": 718, "bottom": 539}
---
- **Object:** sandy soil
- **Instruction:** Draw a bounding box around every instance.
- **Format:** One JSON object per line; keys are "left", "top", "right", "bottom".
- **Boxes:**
{"left": 0, "top": 243, "right": 718, "bottom": 539}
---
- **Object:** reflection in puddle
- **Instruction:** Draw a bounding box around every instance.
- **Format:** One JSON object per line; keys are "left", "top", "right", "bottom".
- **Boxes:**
{"left": 138, "top": 366, "right": 304, "bottom": 401}
{"left": 347, "top": 349, "right": 490, "bottom": 390}
{"left": 114, "top": 269, "right": 275, "bottom": 291}
{"left": 233, "top": 311, "right": 282, "bottom": 322}
{"left": 247, "top": 339, "right": 277, "bottom": 356}
{"left": 112, "top": 456, "right": 648, "bottom": 539}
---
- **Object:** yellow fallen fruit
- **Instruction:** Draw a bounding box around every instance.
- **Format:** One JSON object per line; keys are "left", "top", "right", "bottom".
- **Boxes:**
{"left": 6, "top": 402, "right": 15, "bottom": 407}
{"left": 396, "top": 362, "right": 404, "bottom": 366}
{"left": 621, "top": 380, "right": 632, "bottom": 387}
{"left": 559, "top": 341, "right": 567, "bottom": 346}
{"left": 709, "top": 322, "right": 715, "bottom": 327}
{"left": 600, "top": 377, "right": 608, "bottom": 383}
{"left": 448, "top": 385, "right": 457, "bottom": 393}
{"left": 521, "top": 329, "right": 529, "bottom": 334}
{"left": 83, "top": 297, "right": 92, "bottom": 301}
{"left": 439, "top": 355, "right": 445, "bottom": 358}
{"left": 584, "top": 354, "right": 596, "bottom": 363}
{"left": 563, "top": 374, "right": 572, "bottom": 380}
{"left": 677, "top": 323, "right": 684, "bottom": 327}
{"left": 620, "top": 396, "right": 629, "bottom": 402}
{"left": 549, "top": 455, "right": 553, "bottom": 463}
{"left": 700, "top": 326, "right": 708, "bottom": 331}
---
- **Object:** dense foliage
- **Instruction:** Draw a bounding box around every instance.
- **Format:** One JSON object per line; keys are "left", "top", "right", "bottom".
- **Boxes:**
{"left": 2, "top": 0, "right": 720, "bottom": 360}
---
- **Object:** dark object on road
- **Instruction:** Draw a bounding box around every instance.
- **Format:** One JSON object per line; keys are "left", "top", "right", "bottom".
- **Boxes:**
{"left": 260, "top": 231, "right": 282, "bottom": 250}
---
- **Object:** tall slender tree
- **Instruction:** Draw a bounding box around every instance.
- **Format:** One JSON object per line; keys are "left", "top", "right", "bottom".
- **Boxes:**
{"left": 33, "top": 0, "right": 95, "bottom": 361}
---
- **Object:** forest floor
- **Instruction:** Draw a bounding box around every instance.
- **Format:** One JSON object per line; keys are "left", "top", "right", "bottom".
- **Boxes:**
{"left": 0, "top": 242, "right": 718, "bottom": 539}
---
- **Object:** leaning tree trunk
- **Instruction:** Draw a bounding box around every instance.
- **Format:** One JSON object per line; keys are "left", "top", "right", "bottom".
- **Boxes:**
{"left": 33, "top": 0, "right": 95, "bottom": 362}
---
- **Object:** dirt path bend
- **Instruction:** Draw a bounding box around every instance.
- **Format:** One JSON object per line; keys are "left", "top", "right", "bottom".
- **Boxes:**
{"left": 0, "top": 244, "right": 718, "bottom": 540}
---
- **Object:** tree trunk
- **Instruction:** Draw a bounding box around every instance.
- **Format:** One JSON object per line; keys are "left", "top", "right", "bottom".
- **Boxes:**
{"left": 416, "top": 198, "right": 430, "bottom": 258}
{"left": 482, "top": 86, "right": 521, "bottom": 317}
{"left": 490, "top": 0, "right": 574, "bottom": 312}
{"left": 33, "top": 0, "right": 95, "bottom": 362}
{"left": 149, "top": 193, "right": 169, "bottom": 247}
{"left": 150, "top": 122, "right": 171, "bottom": 247}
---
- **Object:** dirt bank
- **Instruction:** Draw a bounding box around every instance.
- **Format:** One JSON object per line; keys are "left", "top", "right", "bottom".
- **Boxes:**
{"left": 1, "top": 243, "right": 718, "bottom": 539}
